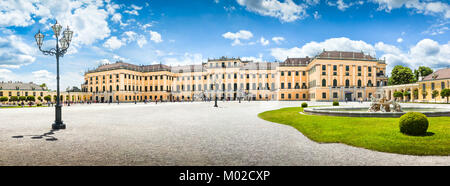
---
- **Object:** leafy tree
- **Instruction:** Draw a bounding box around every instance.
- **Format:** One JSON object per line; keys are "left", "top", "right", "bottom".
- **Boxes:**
{"left": 414, "top": 66, "right": 433, "bottom": 81}
{"left": 27, "top": 96, "right": 35, "bottom": 102}
{"left": 441, "top": 89, "right": 450, "bottom": 103}
{"left": 44, "top": 95, "right": 51, "bottom": 102}
{"left": 37, "top": 96, "right": 42, "bottom": 101}
{"left": 40, "top": 83, "right": 47, "bottom": 89}
{"left": 393, "top": 91, "right": 403, "bottom": 100}
{"left": 413, "top": 89, "right": 419, "bottom": 99}
{"left": 388, "top": 65, "right": 415, "bottom": 85}
{"left": 9, "top": 96, "right": 18, "bottom": 103}
{"left": 422, "top": 90, "right": 428, "bottom": 99}
{"left": 0, "top": 96, "right": 8, "bottom": 102}
{"left": 432, "top": 90, "right": 439, "bottom": 103}
{"left": 403, "top": 91, "right": 411, "bottom": 101}
{"left": 19, "top": 96, "right": 27, "bottom": 102}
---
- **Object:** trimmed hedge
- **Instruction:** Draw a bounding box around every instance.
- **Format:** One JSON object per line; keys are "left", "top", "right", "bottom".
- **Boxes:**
{"left": 332, "top": 101, "right": 339, "bottom": 106}
{"left": 399, "top": 112, "right": 429, "bottom": 136}
{"left": 301, "top": 103, "right": 308, "bottom": 108}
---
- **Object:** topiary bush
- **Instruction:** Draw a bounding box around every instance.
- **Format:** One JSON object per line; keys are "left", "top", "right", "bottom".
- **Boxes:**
{"left": 332, "top": 100, "right": 339, "bottom": 106}
{"left": 399, "top": 112, "right": 429, "bottom": 136}
{"left": 301, "top": 102, "right": 308, "bottom": 108}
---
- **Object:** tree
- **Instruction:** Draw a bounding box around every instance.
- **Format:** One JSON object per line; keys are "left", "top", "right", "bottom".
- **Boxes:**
{"left": 440, "top": 89, "right": 450, "bottom": 103}
{"left": 422, "top": 90, "right": 428, "bottom": 100}
{"left": 413, "top": 89, "right": 419, "bottom": 99}
{"left": 27, "top": 96, "right": 35, "bottom": 102}
{"left": 19, "top": 96, "right": 27, "bottom": 102}
{"left": 393, "top": 91, "right": 403, "bottom": 101}
{"left": 44, "top": 95, "right": 51, "bottom": 102}
{"left": 0, "top": 96, "right": 8, "bottom": 102}
{"left": 9, "top": 96, "right": 18, "bottom": 104}
{"left": 37, "top": 96, "right": 42, "bottom": 101}
{"left": 388, "top": 65, "right": 415, "bottom": 85}
{"left": 414, "top": 66, "right": 433, "bottom": 81}
{"left": 432, "top": 90, "right": 439, "bottom": 103}
{"left": 403, "top": 91, "right": 411, "bottom": 101}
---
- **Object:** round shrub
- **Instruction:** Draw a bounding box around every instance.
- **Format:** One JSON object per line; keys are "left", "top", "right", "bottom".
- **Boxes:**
{"left": 301, "top": 103, "right": 308, "bottom": 108}
{"left": 399, "top": 112, "right": 429, "bottom": 136}
{"left": 332, "top": 101, "right": 339, "bottom": 106}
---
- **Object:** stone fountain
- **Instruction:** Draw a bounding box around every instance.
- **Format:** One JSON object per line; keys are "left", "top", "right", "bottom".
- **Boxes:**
{"left": 368, "top": 96, "right": 402, "bottom": 112}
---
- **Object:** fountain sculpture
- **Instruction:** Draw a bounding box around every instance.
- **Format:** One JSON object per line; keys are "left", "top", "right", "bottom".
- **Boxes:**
{"left": 368, "top": 96, "right": 403, "bottom": 112}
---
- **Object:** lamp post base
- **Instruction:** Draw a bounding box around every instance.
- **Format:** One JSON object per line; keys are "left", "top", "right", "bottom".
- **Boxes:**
{"left": 52, "top": 123, "right": 66, "bottom": 130}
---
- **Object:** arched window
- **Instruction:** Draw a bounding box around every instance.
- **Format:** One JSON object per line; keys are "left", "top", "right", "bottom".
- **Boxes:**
{"left": 345, "top": 79, "right": 350, "bottom": 87}
{"left": 367, "top": 80, "right": 372, "bottom": 87}
{"left": 322, "top": 79, "right": 327, "bottom": 87}
{"left": 333, "top": 79, "right": 337, "bottom": 87}
{"left": 358, "top": 80, "right": 362, "bottom": 87}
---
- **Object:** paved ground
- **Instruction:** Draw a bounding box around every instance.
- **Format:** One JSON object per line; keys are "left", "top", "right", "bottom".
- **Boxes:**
{"left": 1, "top": 101, "right": 449, "bottom": 166}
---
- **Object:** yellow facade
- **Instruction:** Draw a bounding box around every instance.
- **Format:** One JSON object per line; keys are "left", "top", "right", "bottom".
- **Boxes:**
{"left": 82, "top": 51, "right": 388, "bottom": 102}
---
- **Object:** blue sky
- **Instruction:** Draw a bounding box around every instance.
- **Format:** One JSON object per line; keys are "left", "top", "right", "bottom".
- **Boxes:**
{"left": 0, "top": 0, "right": 449, "bottom": 89}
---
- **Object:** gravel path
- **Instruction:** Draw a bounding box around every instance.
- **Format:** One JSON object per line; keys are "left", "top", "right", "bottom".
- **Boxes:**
{"left": 1, "top": 101, "right": 449, "bottom": 165}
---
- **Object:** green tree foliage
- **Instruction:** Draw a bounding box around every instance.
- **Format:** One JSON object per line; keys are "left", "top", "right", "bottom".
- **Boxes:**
{"left": 44, "top": 95, "right": 51, "bottom": 102}
{"left": 388, "top": 65, "right": 415, "bottom": 85}
{"left": 414, "top": 66, "right": 433, "bottom": 81}
{"left": 9, "top": 96, "right": 18, "bottom": 102}
{"left": 27, "top": 96, "right": 35, "bottom": 102}
{"left": 440, "top": 89, "right": 450, "bottom": 103}
{"left": 393, "top": 91, "right": 403, "bottom": 99}
{"left": 19, "top": 96, "right": 27, "bottom": 101}
{"left": 432, "top": 90, "right": 439, "bottom": 102}
{"left": 0, "top": 96, "right": 8, "bottom": 102}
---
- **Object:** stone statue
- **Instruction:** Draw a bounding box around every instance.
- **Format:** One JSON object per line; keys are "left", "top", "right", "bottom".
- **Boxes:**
{"left": 368, "top": 96, "right": 402, "bottom": 112}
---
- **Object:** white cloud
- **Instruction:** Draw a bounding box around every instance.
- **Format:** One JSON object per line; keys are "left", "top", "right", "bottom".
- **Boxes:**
{"left": 397, "top": 38, "right": 403, "bottom": 43}
{"left": 271, "top": 37, "right": 450, "bottom": 74}
{"left": 260, "top": 37, "right": 270, "bottom": 46}
{"left": 103, "top": 36, "right": 123, "bottom": 50}
{"left": 0, "top": 0, "right": 112, "bottom": 47}
{"left": 313, "top": 11, "right": 321, "bottom": 19}
{"left": 222, "top": 30, "right": 253, "bottom": 46}
{"left": 272, "top": 36, "right": 285, "bottom": 44}
{"left": 124, "top": 10, "right": 139, "bottom": 15}
{"left": 0, "top": 35, "right": 36, "bottom": 68}
{"left": 270, "top": 37, "right": 376, "bottom": 61}
{"left": 236, "top": 0, "right": 307, "bottom": 22}
{"left": 371, "top": 0, "right": 450, "bottom": 19}
{"left": 111, "top": 13, "right": 122, "bottom": 23}
{"left": 149, "top": 31, "right": 163, "bottom": 43}
{"left": 163, "top": 53, "right": 204, "bottom": 66}
{"left": 241, "top": 53, "right": 264, "bottom": 62}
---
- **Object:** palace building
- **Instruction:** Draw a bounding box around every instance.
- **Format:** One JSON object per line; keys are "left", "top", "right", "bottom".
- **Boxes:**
{"left": 0, "top": 81, "right": 88, "bottom": 103}
{"left": 382, "top": 68, "right": 450, "bottom": 103}
{"left": 81, "top": 50, "right": 388, "bottom": 102}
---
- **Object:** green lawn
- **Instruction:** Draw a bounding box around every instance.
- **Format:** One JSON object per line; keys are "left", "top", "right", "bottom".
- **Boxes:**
{"left": 258, "top": 107, "right": 450, "bottom": 156}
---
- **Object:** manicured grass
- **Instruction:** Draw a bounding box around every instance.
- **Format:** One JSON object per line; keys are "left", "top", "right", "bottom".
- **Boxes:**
{"left": 258, "top": 107, "right": 450, "bottom": 156}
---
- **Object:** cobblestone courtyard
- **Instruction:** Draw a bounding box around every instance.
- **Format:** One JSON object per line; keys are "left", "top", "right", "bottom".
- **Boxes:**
{"left": 1, "top": 101, "right": 449, "bottom": 165}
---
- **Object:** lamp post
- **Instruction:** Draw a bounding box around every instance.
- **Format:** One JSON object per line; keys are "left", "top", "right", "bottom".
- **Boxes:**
{"left": 35, "top": 21, "right": 73, "bottom": 130}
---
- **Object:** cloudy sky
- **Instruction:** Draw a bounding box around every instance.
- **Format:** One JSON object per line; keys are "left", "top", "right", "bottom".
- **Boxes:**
{"left": 0, "top": 0, "right": 449, "bottom": 89}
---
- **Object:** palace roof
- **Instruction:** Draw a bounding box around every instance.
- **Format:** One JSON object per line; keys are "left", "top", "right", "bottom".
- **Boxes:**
{"left": 0, "top": 81, "right": 46, "bottom": 91}
{"left": 422, "top": 68, "right": 450, "bottom": 81}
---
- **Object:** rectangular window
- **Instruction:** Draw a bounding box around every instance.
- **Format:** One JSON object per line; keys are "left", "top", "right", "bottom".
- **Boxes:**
{"left": 346, "top": 66, "right": 349, "bottom": 71}
{"left": 281, "top": 83, "right": 285, "bottom": 89}
{"left": 281, "top": 94, "right": 284, "bottom": 99}
{"left": 333, "top": 92, "right": 338, "bottom": 98}
{"left": 333, "top": 65, "right": 337, "bottom": 71}
{"left": 322, "top": 92, "right": 326, "bottom": 99}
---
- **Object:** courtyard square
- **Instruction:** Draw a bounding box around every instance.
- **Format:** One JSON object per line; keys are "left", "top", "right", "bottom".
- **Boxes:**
{"left": 1, "top": 101, "right": 449, "bottom": 166}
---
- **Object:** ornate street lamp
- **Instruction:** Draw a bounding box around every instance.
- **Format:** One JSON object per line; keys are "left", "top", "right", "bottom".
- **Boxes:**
{"left": 34, "top": 21, "right": 73, "bottom": 130}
